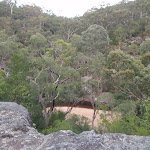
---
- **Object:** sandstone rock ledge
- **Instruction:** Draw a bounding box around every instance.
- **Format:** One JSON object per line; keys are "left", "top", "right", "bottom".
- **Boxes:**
{"left": 0, "top": 102, "right": 150, "bottom": 150}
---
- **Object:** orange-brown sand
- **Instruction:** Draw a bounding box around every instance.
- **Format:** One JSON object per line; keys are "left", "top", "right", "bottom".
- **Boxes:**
{"left": 55, "top": 106, "right": 116, "bottom": 127}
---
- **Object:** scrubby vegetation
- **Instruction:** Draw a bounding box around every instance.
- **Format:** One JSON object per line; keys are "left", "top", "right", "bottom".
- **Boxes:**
{"left": 0, "top": 0, "right": 149, "bottom": 136}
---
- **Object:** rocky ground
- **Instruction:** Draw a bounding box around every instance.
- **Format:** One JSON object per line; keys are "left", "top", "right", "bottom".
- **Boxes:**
{"left": 0, "top": 102, "right": 150, "bottom": 150}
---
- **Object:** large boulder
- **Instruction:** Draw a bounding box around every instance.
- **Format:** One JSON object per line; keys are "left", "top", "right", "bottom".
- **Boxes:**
{"left": 0, "top": 102, "right": 150, "bottom": 150}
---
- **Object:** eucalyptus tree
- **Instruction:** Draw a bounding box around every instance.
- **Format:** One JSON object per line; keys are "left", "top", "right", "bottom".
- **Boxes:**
{"left": 5, "top": 53, "right": 30, "bottom": 103}
{"left": 59, "top": 17, "right": 83, "bottom": 42}
{"left": 0, "top": 0, "right": 10, "bottom": 17}
{"left": 47, "top": 39, "right": 76, "bottom": 67}
{"left": 88, "top": 52, "right": 106, "bottom": 94}
{"left": 29, "top": 34, "right": 80, "bottom": 126}
{"left": 81, "top": 24, "right": 110, "bottom": 55}
{"left": 30, "top": 32, "right": 47, "bottom": 55}
{"left": 139, "top": 38, "right": 150, "bottom": 55}
{"left": 139, "top": 39, "right": 150, "bottom": 67}
{"left": 0, "top": 35, "right": 18, "bottom": 65}
{"left": 104, "top": 50, "right": 149, "bottom": 101}
{"left": 27, "top": 55, "right": 80, "bottom": 126}
{"left": 5, "top": 0, "right": 17, "bottom": 15}
{"left": 70, "top": 34, "right": 82, "bottom": 52}
{"left": 85, "top": 53, "right": 106, "bottom": 129}
{"left": 113, "top": 27, "right": 127, "bottom": 48}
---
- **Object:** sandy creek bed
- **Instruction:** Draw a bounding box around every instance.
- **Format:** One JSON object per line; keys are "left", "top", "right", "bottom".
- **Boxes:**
{"left": 55, "top": 106, "right": 116, "bottom": 127}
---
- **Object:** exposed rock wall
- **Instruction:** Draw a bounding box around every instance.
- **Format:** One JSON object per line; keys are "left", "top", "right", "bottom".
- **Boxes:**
{"left": 0, "top": 102, "right": 150, "bottom": 150}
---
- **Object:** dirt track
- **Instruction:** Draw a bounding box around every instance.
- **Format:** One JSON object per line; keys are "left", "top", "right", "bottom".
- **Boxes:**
{"left": 55, "top": 106, "right": 115, "bottom": 127}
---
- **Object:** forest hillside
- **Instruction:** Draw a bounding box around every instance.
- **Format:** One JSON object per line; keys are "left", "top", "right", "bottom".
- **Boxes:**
{"left": 0, "top": 0, "right": 150, "bottom": 136}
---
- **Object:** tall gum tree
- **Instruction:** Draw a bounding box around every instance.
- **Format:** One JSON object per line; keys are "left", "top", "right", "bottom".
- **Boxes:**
{"left": 81, "top": 24, "right": 110, "bottom": 55}
{"left": 29, "top": 34, "right": 79, "bottom": 126}
{"left": 27, "top": 56, "right": 80, "bottom": 126}
{"left": 5, "top": 0, "right": 17, "bottom": 15}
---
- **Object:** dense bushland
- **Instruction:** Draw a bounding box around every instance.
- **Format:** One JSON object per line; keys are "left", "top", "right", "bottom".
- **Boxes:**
{"left": 0, "top": 0, "right": 149, "bottom": 136}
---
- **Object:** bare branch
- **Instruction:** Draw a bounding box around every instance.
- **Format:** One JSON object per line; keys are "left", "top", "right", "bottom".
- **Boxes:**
{"left": 35, "top": 68, "right": 44, "bottom": 83}
{"left": 114, "top": 85, "right": 141, "bottom": 101}
{"left": 36, "top": 51, "right": 59, "bottom": 77}
{"left": 54, "top": 75, "right": 61, "bottom": 84}
{"left": 59, "top": 77, "right": 70, "bottom": 84}
{"left": 54, "top": 91, "right": 60, "bottom": 100}
{"left": 127, "top": 88, "right": 141, "bottom": 101}
{"left": 45, "top": 67, "right": 59, "bottom": 77}
{"left": 65, "top": 99, "right": 83, "bottom": 115}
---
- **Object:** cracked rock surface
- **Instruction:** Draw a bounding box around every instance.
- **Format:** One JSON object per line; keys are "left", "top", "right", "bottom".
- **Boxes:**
{"left": 0, "top": 102, "right": 150, "bottom": 150}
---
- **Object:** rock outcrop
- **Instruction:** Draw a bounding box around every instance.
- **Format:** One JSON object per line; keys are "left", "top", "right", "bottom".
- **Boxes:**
{"left": 0, "top": 102, "right": 150, "bottom": 150}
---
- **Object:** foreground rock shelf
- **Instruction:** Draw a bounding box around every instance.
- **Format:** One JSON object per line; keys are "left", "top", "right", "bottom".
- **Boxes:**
{"left": 0, "top": 102, "right": 150, "bottom": 150}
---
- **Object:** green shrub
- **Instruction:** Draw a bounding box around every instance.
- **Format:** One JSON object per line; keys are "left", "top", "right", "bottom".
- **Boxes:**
{"left": 49, "top": 110, "right": 66, "bottom": 126}
{"left": 42, "top": 120, "right": 72, "bottom": 134}
{"left": 27, "top": 103, "right": 45, "bottom": 131}
{"left": 97, "top": 99, "right": 150, "bottom": 136}
{"left": 42, "top": 112, "right": 91, "bottom": 135}
{"left": 22, "top": 101, "right": 46, "bottom": 132}
{"left": 113, "top": 100, "right": 137, "bottom": 116}
{"left": 67, "top": 114, "right": 91, "bottom": 134}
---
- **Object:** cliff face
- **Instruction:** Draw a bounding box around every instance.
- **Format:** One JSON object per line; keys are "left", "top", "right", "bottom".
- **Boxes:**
{"left": 0, "top": 102, "right": 150, "bottom": 150}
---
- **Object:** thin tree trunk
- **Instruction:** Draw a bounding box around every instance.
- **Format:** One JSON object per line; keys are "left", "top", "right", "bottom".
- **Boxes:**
{"left": 98, "top": 81, "right": 100, "bottom": 94}
{"left": 39, "top": 94, "right": 51, "bottom": 127}
{"left": 140, "top": 10, "right": 143, "bottom": 19}
{"left": 43, "top": 110, "right": 50, "bottom": 126}
{"left": 92, "top": 107, "right": 96, "bottom": 130}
